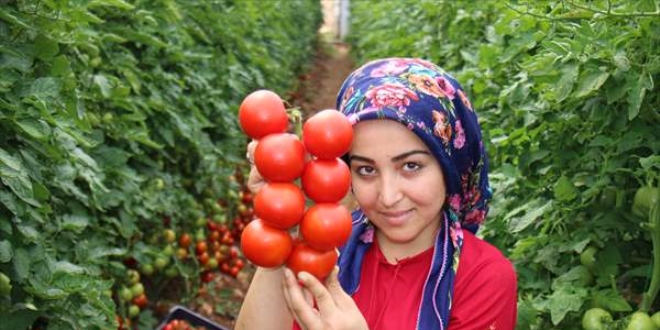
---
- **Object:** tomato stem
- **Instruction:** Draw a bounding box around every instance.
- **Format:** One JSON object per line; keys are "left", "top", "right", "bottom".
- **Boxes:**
{"left": 641, "top": 187, "right": 660, "bottom": 312}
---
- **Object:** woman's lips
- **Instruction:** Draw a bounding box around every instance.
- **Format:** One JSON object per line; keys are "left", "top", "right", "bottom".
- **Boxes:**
{"left": 378, "top": 209, "right": 412, "bottom": 226}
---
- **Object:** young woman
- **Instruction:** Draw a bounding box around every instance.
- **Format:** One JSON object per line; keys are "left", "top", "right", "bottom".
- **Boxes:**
{"left": 235, "top": 58, "right": 517, "bottom": 330}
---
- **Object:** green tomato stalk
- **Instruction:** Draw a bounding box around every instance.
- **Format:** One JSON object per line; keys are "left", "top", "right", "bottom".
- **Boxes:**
{"left": 641, "top": 187, "right": 660, "bottom": 313}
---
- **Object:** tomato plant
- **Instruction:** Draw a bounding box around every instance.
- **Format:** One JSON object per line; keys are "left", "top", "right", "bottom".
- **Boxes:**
{"left": 301, "top": 158, "right": 351, "bottom": 203}
{"left": 254, "top": 133, "right": 306, "bottom": 182}
{"left": 302, "top": 109, "right": 353, "bottom": 159}
{"left": 287, "top": 241, "right": 338, "bottom": 280}
{"left": 300, "top": 203, "right": 352, "bottom": 252}
{"left": 239, "top": 89, "right": 289, "bottom": 139}
{"left": 241, "top": 219, "right": 294, "bottom": 268}
{"left": 0, "top": 0, "right": 322, "bottom": 327}
{"left": 254, "top": 182, "right": 306, "bottom": 229}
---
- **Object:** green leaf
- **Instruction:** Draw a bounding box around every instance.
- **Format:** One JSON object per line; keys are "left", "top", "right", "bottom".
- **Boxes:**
{"left": 639, "top": 155, "right": 660, "bottom": 171}
{"left": 507, "top": 199, "right": 553, "bottom": 233}
{"left": 0, "top": 239, "right": 12, "bottom": 263}
{"left": 61, "top": 214, "right": 89, "bottom": 233}
{"left": 627, "top": 72, "right": 652, "bottom": 120}
{"left": 14, "top": 118, "right": 51, "bottom": 140}
{"left": 92, "top": 75, "right": 113, "bottom": 98}
{"left": 554, "top": 176, "right": 578, "bottom": 201}
{"left": 88, "top": 0, "right": 136, "bottom": 10}
{"left": 17, "top": 224, "right": 40, "bottom": 243}
{"left": 591, "top": 288, "right": 633, "bottom": 312}
{"left": 52, "top": 260, "right": 86, "bottom": 276}
{"left": 13, "top": 248, "right": 30, "bottom": 281}
{"left": 546, "top": 286, "right": 586, "bottom": 325}
{"left": 0, "top": 148, "right": 25, "bottom": 174}
{"left": 554, "top": 62, "right": 578, "bottom": 102}
{"left": 0, "top": 307, "right": 39, "bottom": 330}
{"left": 0, "top": 190, "right": 20, "bottom": 215}
{"left": 50, "top": 56, "right": 71, "bottom": 77}
{"left": 35, "top": 34, "right": 60, "bottom": 60}
{"left": 26, "top": 77, "right": 61, "bottom": 98}
{"left": 574, "top": 69, "right": 610, "bottom": 98}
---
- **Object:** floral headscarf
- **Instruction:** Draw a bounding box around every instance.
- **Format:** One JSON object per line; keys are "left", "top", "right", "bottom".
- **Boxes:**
{"left": 335, "top": 58, "right": 492, "bottom": 329}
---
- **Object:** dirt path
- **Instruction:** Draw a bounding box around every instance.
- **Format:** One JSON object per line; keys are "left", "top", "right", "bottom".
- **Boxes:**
{"left": 291, "top": 41, "right": 355, "bottom": 118}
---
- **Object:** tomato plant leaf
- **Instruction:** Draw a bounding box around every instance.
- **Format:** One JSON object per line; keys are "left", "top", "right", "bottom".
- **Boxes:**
{"left": 626, "top": 72, "right": 652, "bottom": 120}
{"left": 554, "top": 176, "right": 578, "bottom": 201}
{"left": 574, "top": 69, "right": 610, "bottom": 98}
{"left": 0, "top": 239, "right": 12, "bottom": 263}
{"left": 546, "top": 286, "right": 587, "bottom": 325}
{"left": 507, "top": 199, "right": 553, "bottom": 233}
{"left": 639, "top": 155, "right": 660, "bottom": 171}
{"left": 591, "top": 288, "right": 633, "bottom": 312}
{"left": 555, "top": 62, "right": 579, "bottom": 102}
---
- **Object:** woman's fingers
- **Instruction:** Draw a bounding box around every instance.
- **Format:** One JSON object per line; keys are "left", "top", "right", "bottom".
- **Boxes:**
{"left": 283, "top": 268, "right": 322, "bottom": 329}
{"left": 297, "top": 271, "right": 338, "bottom": 316}
{"left": 245, "top": 140, "right": 265, "bottom": 194}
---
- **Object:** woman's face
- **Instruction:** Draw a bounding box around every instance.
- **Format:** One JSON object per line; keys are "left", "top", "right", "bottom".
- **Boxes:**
{"left": 349, "top": 119, "right": 446, "bottom": 254}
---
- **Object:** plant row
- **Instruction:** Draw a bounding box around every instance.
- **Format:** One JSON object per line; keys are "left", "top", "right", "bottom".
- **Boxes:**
{"left": 0, "top": 0, "right": 322, "bottom": 329}
{"left": 347, "top": 1, "right": 660, "bottom": 329}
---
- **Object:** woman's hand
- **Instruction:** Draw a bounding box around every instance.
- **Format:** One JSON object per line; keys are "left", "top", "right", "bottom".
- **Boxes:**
{"left": 282, "top": 267, "right": 369, "bottom": 330}
{"left": 246, "top": 140, "right": 266, "bottom": 194}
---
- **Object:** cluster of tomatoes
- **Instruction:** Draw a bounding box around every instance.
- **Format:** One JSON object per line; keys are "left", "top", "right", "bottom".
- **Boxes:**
{"left": 197, "top": 220, "right": 245, "bottom": 283}
{"left": 237, "top": 89, "right": 354, "bottom": 279}
{"left": 115, "top": 269, "right": 148, "bottom": 329}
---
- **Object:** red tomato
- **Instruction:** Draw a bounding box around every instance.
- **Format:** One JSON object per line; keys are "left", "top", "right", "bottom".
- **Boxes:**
{"left": 195, "top": 241, "right": 207, "bottom": 255}
{"left": 300, "top": 203, "right": 352, "bottom": 252}
{"left": 239, "top": 89, "right": 289, "bottom": 139}
{"left": 302, "top": 109, "right": 353, "bottom": 159}
{"left": 287, "top": 241, "right": 338, "bottom": 280}
{"left": 241, "top": 219, "right": 293, "bottom": 268}
{"left": 254, "top": 182, "right": 306, "bottom": 229}
{"left": 132, "top": 293, "right": 148, "bottom": 309}
{"left": 254, "top": 133, "right": 306, "bottom": 182}
{"left": 301, "top": 158, "right": 351, "bottom": 203}
{"left": 178, "top": 233, "right": 191, "bottom": 249}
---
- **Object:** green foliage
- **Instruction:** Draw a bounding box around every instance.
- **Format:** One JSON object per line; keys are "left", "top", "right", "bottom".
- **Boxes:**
{"left": 0, "top": 0, "right": 322, "bottom": 328}
{"left": 348, "top": 0, "right": 660, "bottom": 328}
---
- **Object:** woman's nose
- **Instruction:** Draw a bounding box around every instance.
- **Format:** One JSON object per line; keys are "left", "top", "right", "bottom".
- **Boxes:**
{"left": 378, "top": 173, "right": 403, "bottom": 207}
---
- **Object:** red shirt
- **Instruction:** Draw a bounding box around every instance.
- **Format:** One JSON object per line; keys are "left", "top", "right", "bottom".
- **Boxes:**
{"left": 293, "top": 231, "right": 517, "bottom": 329}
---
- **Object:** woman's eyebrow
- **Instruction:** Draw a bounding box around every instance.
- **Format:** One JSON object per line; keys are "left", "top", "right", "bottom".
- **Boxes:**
{"left": 348, "top": 155, "right": 374, "bottom": 164}
{"left": 392, "top": 150, "right": 431, "bottom": 162}
{"left": 349, "top": 150, "right": 431, "bottom": 164}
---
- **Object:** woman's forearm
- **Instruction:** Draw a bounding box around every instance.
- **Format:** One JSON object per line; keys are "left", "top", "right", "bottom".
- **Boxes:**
{"left": 234, "top": 267, "right": 293, "bottom": 330}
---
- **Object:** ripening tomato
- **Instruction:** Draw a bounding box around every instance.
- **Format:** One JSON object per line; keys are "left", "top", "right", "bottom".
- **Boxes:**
{"left": 254, "top": 133, "right": 306, "bottom": 182}
{"left": 239, "top": 89, "right": 289, "bottom": 139}
{"left": 132, "top": 293, "right": 148, "bottom": 309}
{"left": 254, "top": 182, "right": 306, "bottom": 229}
{"left": 287, "top": 241, "right": 338, "bottom": 280}
{"left": 241, "top": 219, "right": 293, "bottom": 268}
{"left": 178, "top": 233, "right": 191, "bottom": 249}
{"left": 302, "top": 109, "right": 353, "bottom": 159}
{"left": 300, "top": 203, "right": 352, "bottom": 252}
{"left": 302, "top": 158, "right": 351, "bottom": 203}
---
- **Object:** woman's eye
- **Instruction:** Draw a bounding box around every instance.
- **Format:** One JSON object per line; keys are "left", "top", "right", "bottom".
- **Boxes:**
{"left": 403, "top": 162, "right": 421, "bottom": 172}
{"left": 355, "top": 166, "right": 376, "bottom": 176}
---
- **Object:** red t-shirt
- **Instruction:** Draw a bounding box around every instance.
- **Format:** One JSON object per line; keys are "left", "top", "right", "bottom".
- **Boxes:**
{"left": 293, "top": 231, "right": 517, "bottom": 329}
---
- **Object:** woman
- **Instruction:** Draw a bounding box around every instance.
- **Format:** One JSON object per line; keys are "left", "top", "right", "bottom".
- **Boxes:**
{"left": 235, "top": 58, "right": 517, "bottom": 330}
